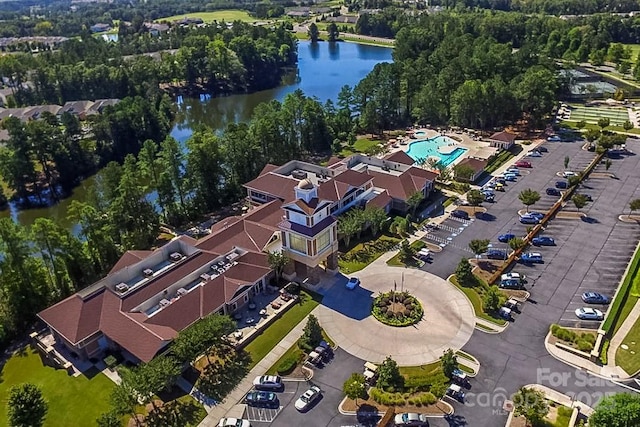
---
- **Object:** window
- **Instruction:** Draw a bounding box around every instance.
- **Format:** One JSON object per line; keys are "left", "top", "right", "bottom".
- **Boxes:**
{"left": 316, "top": 230, "right": 331, "bottom": 252}
{"left": 289, "top": 234, "right": 307, "bottom": 254}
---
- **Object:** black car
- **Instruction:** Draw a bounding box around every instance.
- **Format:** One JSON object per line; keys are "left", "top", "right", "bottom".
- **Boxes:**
{"left": 451, "top": 210, "right": 469, "bottom": 220}
{"left": 485, "top": 249, "right": 507, "bottom": 260}
{"left": 555, "top": 180, "right": 568, "bottom": 189}
{"left": 537, "top": 146, "right": 548, "bottom": 152}
{"left": 245, "top": 391, "right": 279, "bottom": 408}
{"left": 546, "top": 187, "right": 561, "bottom": 196}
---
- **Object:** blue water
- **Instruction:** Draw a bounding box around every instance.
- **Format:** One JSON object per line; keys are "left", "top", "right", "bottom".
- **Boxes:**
{"left": 171, "top": 41, "right": 393, "bottom": 142}
{"left": 406, "top": 136, "right": 468, "bottom": 167}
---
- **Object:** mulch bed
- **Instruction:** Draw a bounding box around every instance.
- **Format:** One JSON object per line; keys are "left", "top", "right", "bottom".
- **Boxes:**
{"left": 341, "top": 397, "right": 451, "bottom": 416}
{"left": 456, "top": 206, "right": 487, "bottom": 215}
{"left": 555, "top": 211, "right": 586, "bottom": 219}
{"left": 470, "top": 259, "right": 506, "bottom": 284}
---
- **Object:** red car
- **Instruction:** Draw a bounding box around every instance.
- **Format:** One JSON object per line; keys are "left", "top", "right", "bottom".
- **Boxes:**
{"left": 515, "top": 160, "right": 532, "bottom": 168}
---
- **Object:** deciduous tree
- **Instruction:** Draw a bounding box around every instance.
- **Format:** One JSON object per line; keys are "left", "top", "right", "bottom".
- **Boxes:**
{"left": 518, "top": 189, "right": 540, "bottom": 212}
{"left": 343, "top": 373, "right": 367, "bottom": 406}
{"left": 513, "top": 387, "right": 549, "bottom": 426}
{"left": 376, "top": 356, "right": 404, "bottom": 392}
{"left": 7, "top": 383, "right": 48, "bottom": 427}
{"left": 590, "top": 393, "right": 640, "bottom": 427}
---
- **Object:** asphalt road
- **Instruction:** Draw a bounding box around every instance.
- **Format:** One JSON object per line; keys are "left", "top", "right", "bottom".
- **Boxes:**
{"left": 422, "top": 138, "right": 640, "bottom": 426}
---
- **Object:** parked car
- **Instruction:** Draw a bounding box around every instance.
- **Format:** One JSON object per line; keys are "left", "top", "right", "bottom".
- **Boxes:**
{"left": 218, "top": 418, "right": 251, "bottom": 427}
{"left": 532, "top": 236, "right": 555, "bottom": 246}
{"left": 244, "top": 391, "right": 279, "bottom": 408}
{"left": 581, "top": 292, "right": 610, "bottom": 304}
{"left": 515, "top": 160, "right": 532, "bottom": 168}
{"left": 555, "top": 180, "right": 568, "bottom": 189}
{"left": 527, "top": 212, "right": 545, "bottom": 220}
{"left": 562, "top": 171, "right": 577, "bottom": 178}
{"left": 526, "top": 150, "right": 542, "bottom": 157}
{"left": 346, "top": 277, "right": 360, "bottom": 290}
{"left": 294, "top": 385, "right": 322, "bottom": 411}
{"left": 499, "top": 307, "right": 512, "bottom": 320}
{"left": 547, "top": 135, "right": 562, "bottom": 142}
{"left": 394, "top": 412, "right": 428, "bottom": 426}
{"left": 519, "top": 215, "right": 540, "bottom": 224}
{"left": 500, "top": 279, "right": 522, "bottom": 289}
{"left": 575, "top": 307, "right": 604, "bottom": 320}
{"left": 495, "top": 183, "right": 505, "bottom": 191}
{"left": 451, "top": 210, "right": 469, "bottom": 219}
{"left": 520, "top": 252, "right": 543, "bottom": 263}
{"left": 253, "top": 375, "right": 283, "bottom": 390}
{"left": 504, "top": 174, "right": 518, "bottom": 181}
{"left": 446, "top": 384, "right": 465, "bottom": 401}
{"left": 451, "top": 368, "right": 469, "bottom": 385}
{"left": 485, "top": 249, "right": 507, "bottom": 260}
{"left": 504, "top": 299, "right": 520, "bottom": 311}
{"left": 546, "top": 187, "right": 561, "bottom": 196}
{"left": 498, "top": 233, "right": 516, "bottom": 243}
{"left": 537, "top": 146, "right": 548, "bottom": 152}
{"left": 501, "top": 272, "right": 525, "bottom": 283}
{"left": 506, "top": 168, "right": 520, "bottom": 176}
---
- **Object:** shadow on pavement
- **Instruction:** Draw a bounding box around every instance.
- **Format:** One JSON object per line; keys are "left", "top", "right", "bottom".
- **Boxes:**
{"left": 319, "top": 275, "right": 374, "bottom": 320}
{"left": 475, "top": 212, "right": 496, "bottom": 221}
{"left": 444, "top": 413, "right": 468, "bottom": 426}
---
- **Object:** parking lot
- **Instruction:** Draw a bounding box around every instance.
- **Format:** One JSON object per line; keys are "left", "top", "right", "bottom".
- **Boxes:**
{"left": 248, "top": 348, "right": 374, "bottom": 427}
{"left": 424, "top": 137, "right": 640, "bottom": 330}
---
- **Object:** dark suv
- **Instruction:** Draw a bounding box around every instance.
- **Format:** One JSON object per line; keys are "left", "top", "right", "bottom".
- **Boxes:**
{"left": 451, "top": 210, "right": 469, "bottom": 220}
{"left": 546, "top": 187, "right": 561, "bottom": 196}
{"left": 485, "top": 249, "right": 507, "bottom": 260}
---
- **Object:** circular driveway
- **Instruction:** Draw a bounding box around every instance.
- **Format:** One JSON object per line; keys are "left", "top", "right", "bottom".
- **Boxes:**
{"left": 316, "top": 265, "right": 475, "bottom": 366}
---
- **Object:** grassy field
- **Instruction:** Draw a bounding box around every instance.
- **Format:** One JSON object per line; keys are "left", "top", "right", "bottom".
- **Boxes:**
{"left": 0, "top": 347, "right": 114, "bottom": 427}
{"left": 561, "top": 120, "right": 640, "bottom": 135}
{"left": 567, "top": 105, "right": 630, "bottom": 126}
{"left": 616, "top": 314, "right": 640, "bottom": 375}
{"left": 244, "top": 291, "right": 321, "bottom": 369}
{"left": 338, "top": 137, "right": 383, "bottom": 157}
{"left": 623, "top": 44, "right": 640, "bottom": 61}
{"left": 338, "top": 234, "right": 400, "bottom": 274}
{"left": 156, "top": 10, "right": 257, "bottom": 23}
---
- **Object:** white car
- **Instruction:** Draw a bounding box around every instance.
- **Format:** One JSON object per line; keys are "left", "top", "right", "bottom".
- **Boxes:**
{"left": 501, "top": 272, "right": 525, "bottom": 283}
{"left": 218, "top": 418, "right": 250, "bottom": 427}
{"left": 394, "top": 412, "right": 428, "bottom": 426}
{"left": 252, "top": 375, "right": 283, "bottom": 390}
{"left": 294, "top": 385, "right": 322, "bottom": 411}
{"left": 562, "top": 171, "right": 577, "bottom": 178}
{"left": 547, "top": 135, "right": 562, "bottom": 142}
{"left": 575, "top": 307, "right": 604, "bottom": 320}
{"left": 526, "top": 151, "right": 542, "bottom": 157}
{"left": 346, "top": 277, "right": 360, "bottom": 290}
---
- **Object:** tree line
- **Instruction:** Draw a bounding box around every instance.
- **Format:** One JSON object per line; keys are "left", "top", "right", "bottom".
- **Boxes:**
{"left": 0, "top": 22, "right": 297, "bottom": 107}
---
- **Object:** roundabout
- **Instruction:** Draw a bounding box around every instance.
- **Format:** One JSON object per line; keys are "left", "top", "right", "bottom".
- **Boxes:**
{"left": 315, "top": 264, "right": 476, "bottom": 366}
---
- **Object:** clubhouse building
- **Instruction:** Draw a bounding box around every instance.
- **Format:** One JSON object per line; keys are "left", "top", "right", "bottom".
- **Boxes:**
{"left": 38, "top": 153, "right": 436, "bottom": 363}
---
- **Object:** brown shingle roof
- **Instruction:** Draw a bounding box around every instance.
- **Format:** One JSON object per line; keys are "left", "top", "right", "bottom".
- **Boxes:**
{"left": 122, "top": 251, "right": 218, "bottom": 311}
{"left": 144, "top": 286, "right": 202, "bottom": 332}
{"left": 365, "top": 167, "right": 435, "bottom": 201}
{"left": 456, "top": 157, "right": 487, "bottom": 173}
{"left": 326, "top": 156, "right": 342, "bottom": 167}
{"left": 383, "top": 151, "right": 415, "bottom": 165}
{"left": 489, "top": 131, "right": 517, "bottom": 143}
{"left": 259, "top": 163, "right": 279, "bottom": 175}
{"left": 100, "top": 291, "right": 169, "bottom": 362}
{"left": 243, "top": 172, "right": 296, "bottom": 201}
{"left": 366, "top": 191, "right": 392, "bottom": 210}
{"left": 37, "top": 290, "right": 105, "bottom": 345}
{"left": 109, "top": 250, "right": 153, "bottom": 275}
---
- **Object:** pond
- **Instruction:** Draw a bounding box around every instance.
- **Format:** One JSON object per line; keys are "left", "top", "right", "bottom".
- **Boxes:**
{"left": 1, "top": 41, "right": 393, "bottom": 231}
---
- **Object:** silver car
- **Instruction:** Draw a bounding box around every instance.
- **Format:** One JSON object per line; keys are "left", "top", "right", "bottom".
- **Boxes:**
{"left": 394, "top": 412, "right": 428, "bottom": 426}
{"left": 252, "top": 375, "right": 283, "bottom": 390}
{"left": 294, "top": 385, "right": 321, "bottom": 411}
{"left": 575, "top": 307, "right": 604, "bottom": 320}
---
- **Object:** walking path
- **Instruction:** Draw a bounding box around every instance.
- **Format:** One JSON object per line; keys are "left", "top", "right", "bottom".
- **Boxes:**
{"left": 607, "top": 299, "right": 640, "bottom": 377}
{"left": 198, "top": 307, "right": 319, "bottom": 426}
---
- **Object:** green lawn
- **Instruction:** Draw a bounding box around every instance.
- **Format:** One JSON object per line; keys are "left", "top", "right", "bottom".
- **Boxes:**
{"left": 0, "top": 347, "right": 115, "bottom": 427}
{"left": 449, "top": 277, "right": 508, "bottom": 326}
{"left": 244, "top": 291, "right": 321, "bottom": 369}
{"left": 338, "top": 234, "right": 400, "bottom": 274}
{"left": 386, "top": 240, "right": 426, "bottom": 267}
{"left": 602, "top": 241, "right": 640, "bottom": 335}
{"left": 562, "top": 120, "right": 640, "bottom": 135}
{"left": 156, "top": 10, "right": 257, "bottom": 23}
{"left": 615, "top": 311, "right": 640, "bottom": 375}
{"left": 338, "top": 137, "right": 383, "bottom": 157}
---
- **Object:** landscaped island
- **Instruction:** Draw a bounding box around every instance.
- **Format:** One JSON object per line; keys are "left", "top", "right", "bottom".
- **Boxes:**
{"left": 372, "top": 291, "right": 424, "bottom": 327}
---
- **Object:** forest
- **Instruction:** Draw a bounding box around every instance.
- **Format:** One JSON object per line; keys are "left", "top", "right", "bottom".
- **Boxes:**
{"left": 0, "top": 22, "right": 298, "bottom": 106}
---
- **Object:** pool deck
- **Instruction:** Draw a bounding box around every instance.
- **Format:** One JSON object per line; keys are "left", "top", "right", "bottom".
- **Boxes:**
{"left": 388, "top": 128, "right": 499, "bottom": 166}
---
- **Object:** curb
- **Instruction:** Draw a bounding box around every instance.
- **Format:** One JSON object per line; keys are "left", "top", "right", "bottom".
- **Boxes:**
{"left": 337, "top": 396, "right": 454, "bottom": 417}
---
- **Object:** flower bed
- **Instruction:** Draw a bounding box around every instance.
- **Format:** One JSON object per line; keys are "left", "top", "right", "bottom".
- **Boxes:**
{"left": 372, "top": 291, "right": 424, "bottom": 326}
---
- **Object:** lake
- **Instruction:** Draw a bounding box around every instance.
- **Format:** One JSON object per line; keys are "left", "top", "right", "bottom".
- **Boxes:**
{"left": 1, "top": 41, "right": 393, "bottom": 231}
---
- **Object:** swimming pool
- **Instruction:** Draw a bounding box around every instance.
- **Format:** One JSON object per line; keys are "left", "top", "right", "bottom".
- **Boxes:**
{"left": 406, "top": 136, "right": 468, "bottom": 167}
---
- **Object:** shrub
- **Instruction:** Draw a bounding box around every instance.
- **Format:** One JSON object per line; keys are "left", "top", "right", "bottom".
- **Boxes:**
{"left": 419, "top": 392, "right": 437, "bottom": 405}
{"left": 577, "top": 340, "right": 594, "bottom": 352}
{"left": 276, "top": 356, "right": 298, "bottom": 375}
{"left": 104, "top": 355, "right": 118, "bottom": 370}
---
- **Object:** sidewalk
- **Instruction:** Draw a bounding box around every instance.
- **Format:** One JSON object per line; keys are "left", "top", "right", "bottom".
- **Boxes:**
{"left": 607, "top": 299, "right": 640, "bottom": 376}
{"left": 198, "top": 306, "right": 320, "bottom": 426}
